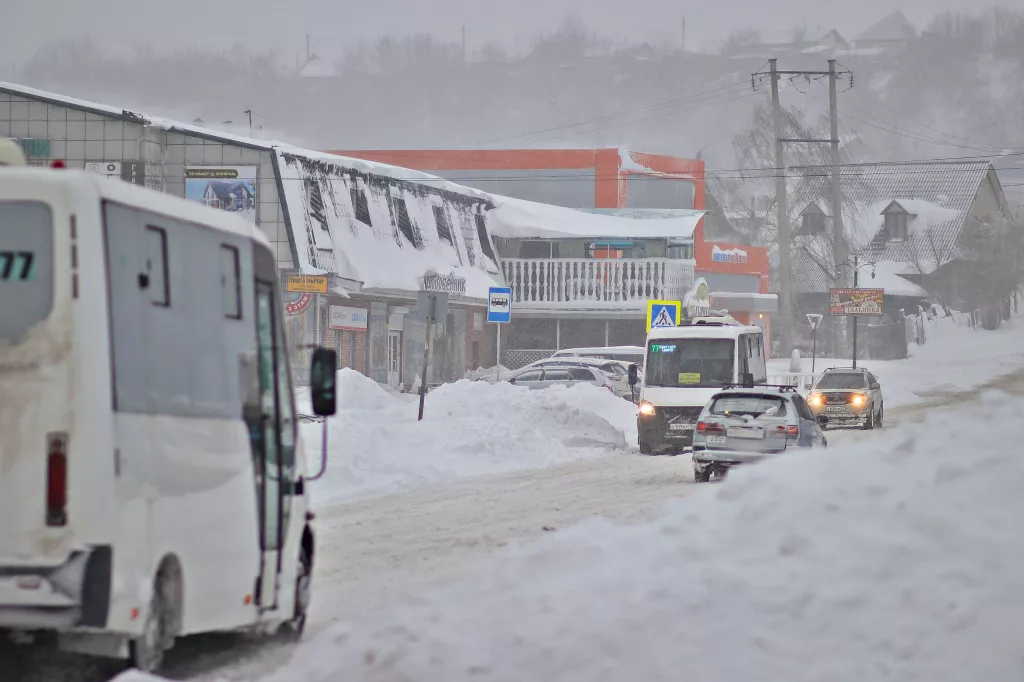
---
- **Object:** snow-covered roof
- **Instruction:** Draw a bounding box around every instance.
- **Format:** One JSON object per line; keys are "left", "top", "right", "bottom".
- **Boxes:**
{"left": 0, "top": 81, "right": 511, "bottom": 298}
{"left": 277, "top": 151, "right": 502, "bottom": 299}
{"left": 856, "top": 11, "right": 916, "bottom": 43}
{"left": 858, "top": 260, "right": 928, "bottom": 298}
{"left": 488, "top": 195, "right": 704, "bottom": 241}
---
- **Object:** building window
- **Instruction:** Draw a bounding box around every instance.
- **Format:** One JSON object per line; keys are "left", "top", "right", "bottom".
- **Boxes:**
{"left": 799, "top": 204, "right": 826, "bottom": 236}
{"left": 475, "top": 214, "right": 496, "bottom": 262}
{"left": 885, "top": 211, "right": 908, "bottom": 241}
{"left": 350, "top": 187, "right": 372, "bottom": 227}
{"left": 220, "top": 244, "right": 241, "bottom": 319}
{"left": 144, "top": 226, "right": 169, "bottom": 307}
{"left": 391, "top": 197, "right": 422, "bottom": 249}
{"left": 433, "top": 205, "right": 454, "bottom": 246}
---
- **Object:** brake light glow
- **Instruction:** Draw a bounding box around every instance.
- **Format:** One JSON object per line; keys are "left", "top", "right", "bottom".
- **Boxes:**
{"left": 786, "top": 425, "right": 799, "bottom": 437}
{"left": 638, "top": 401, "right": 656, "bottom": 417}
{"left": 46, "top": 433, "right": 68, "bottom": 527}
{"left": 696, "top": 421, "right": 706, "bottom": 433}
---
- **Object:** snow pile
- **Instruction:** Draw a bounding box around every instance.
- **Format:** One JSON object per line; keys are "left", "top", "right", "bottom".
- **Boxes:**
{"left": 111, "top": 672, "right": 166, "bottom": 682}
{"left": 463, "top": 364, "right": 513, "bottom": 382}
{"left": 279, "top": 392, "right": 1024, "bottom": 682}
{"left": 768, "top": 308, "right": 1024, "bottom": 407}
{"left": 302, "top": 372, "right": 636, "bottom": 504}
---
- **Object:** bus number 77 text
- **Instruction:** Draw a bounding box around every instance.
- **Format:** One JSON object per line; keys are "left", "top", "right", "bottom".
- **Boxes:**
{"left": 0, "top": 251, "right": 35, "bottom": 281}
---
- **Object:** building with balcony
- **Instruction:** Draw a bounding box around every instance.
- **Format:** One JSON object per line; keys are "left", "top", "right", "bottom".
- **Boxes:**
{"left": 486, "top": 197, "right": 703, "bottom": 368}
{"left": 339, "top": 147, "right": 776, "bottom": 355}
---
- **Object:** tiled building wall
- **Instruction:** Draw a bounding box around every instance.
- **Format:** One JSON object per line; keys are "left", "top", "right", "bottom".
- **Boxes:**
{"left": 0, "top": 92, "right": 293, "bottom": 270}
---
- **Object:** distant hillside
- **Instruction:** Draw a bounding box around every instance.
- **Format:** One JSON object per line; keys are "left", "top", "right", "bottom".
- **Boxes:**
{"left": 15, "top": 9, "right": 1024, "bottom": 176}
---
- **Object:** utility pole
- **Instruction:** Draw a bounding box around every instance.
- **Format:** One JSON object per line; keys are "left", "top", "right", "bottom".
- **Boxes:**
{"left": 828, "top": 59, "right": 849, "bottom": 289}
{"left": 752, "top": 59, "right": 854, "bottom": 358}
{"left": 768, "top": 59, "right": 794, "bottom": 356}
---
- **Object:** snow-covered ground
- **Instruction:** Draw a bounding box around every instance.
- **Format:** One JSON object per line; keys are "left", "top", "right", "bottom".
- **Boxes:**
{"left": 259, "top": 391, "right": 1024, "bottom": 682}
{"left": 771, "top": 313, "right": 1024, "bottom": 408}
{"left": 299, "top": 370, "right": 638, "bottom": 504}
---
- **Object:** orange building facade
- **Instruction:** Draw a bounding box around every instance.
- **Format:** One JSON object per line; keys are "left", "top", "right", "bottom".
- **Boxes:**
{"left": 334, "top": 148, "right": 774, "bottom": 341}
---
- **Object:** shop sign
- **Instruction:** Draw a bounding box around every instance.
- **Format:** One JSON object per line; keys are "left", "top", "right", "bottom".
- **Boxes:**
{"left": 421, "top": 270, "right": 466, "bottom": 295}
{"left": 329, "top": 305, "right": 368, "bottom": 331}
{"left": 286, "top": 275, "right": 329, "bottom": 293}
{"left": 285, "top": 293, "right": 313, "bottom": 315}
{"left": 711, "top": 244, "right": 748, "bottom": 264}
{"left": 829, "top": 288, "right": 884, "bottom": 316}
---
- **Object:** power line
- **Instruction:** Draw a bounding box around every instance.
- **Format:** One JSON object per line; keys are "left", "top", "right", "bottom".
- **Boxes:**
{"left": 444, "top": 80, "right": 752, "bottom": 149}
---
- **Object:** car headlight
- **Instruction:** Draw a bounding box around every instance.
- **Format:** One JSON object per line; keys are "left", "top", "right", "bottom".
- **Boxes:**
{"left": 638, "top": 400, "right": 656, "bottom": 417}
{"left": 850, "top": 394, "right": 866, "bottom": 407}
{"left": 807, "top": 393, "right": 823, "bottom": 407}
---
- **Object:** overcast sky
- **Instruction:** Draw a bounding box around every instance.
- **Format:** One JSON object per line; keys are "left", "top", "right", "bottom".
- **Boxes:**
{"left": 0, "top": 0, "right": 990, "bottom": 70}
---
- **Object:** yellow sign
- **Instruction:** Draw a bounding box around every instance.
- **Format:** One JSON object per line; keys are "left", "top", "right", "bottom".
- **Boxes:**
{"left": 678, "top": 373, "right": 701, "bottom": 385}
{"left": 286, "top": 275, "right": 329, "bottom": 293}
{"left": 646, "top": 300, "right": 682, "bottom": 332}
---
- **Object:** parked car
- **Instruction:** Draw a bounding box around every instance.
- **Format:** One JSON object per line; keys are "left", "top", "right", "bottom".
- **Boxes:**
{"left": 550, "top": 346, "right": 646, "bottom": 368}
{"left": 691, "top": 385, "right": 828, "bottom": 482}
{"left": 507, "top": 365, "right": 616, "bottom": 393}
{"left": 518, "top": 357, "right": 640, "bottom": 400}
{"left": 806, "top": 367, "right": 884, "bottom": 430}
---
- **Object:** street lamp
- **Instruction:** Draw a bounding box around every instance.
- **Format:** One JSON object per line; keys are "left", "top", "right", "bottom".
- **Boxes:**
{"left": 836, "top": 254, "right": 877, "bottom": 369}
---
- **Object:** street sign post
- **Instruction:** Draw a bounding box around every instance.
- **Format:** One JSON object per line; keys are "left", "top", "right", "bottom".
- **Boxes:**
{"left": 806, "top": 313, "right": 823, "bottom": 374}
{"left": 830, "top": 287, "right": 884, "bottom": 369}
{"left": 646, "top": 300, "right": 681, "bottom": 332}
{"left": 488, "top": 287, "right": 513, "bottom": 381}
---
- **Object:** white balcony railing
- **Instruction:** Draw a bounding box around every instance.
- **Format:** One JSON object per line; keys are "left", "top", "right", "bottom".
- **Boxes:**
{"left": 501, "top": 258, "right": 695, "bottom": 309}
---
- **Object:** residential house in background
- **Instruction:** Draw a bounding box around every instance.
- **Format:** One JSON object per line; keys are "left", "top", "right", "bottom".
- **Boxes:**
{"left": 854, "top": 11, "right": 918, "bottom": 52}
{"left": 757, "top": 161, "right": 1012, "bottom": 352}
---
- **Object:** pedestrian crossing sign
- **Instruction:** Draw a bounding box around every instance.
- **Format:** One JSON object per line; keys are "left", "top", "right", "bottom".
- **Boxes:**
{"left": 646, "top": 300, "right": 681, "bottom": 332}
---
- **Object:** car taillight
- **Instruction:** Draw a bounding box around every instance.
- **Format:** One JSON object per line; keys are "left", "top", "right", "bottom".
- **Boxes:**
{"left": 46, "top": 433, "right": 68, "bottom": 527}
{"left": 786, "top": 425, "right": 799, "bottom": 438}
{"left": 696, "top": 421, "right": 706, "bottom": 433}
{"left": 698, "top": 422, "right": 723, "bottom": 433}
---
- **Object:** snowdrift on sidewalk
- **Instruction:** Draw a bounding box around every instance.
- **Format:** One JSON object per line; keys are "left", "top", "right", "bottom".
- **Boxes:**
{"left": 302, "top": 371, "right": 637, "bottom": 504}
{"left": 286, "top": 391, "right": 1024, "bottom": 682}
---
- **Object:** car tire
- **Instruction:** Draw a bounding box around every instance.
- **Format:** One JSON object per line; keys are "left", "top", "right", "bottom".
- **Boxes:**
{"left": 877, "top": 404, "right": 884, "bottom": 428}
{"left": 694, "top": 466, "right": 711, "bottom": 483}
{"left": 639, "top": 439, "right": 653, "bottom": 455}
{"left": 129, "top": 565, "right": 178, "bottom": 673}
{"left": 280, "top": 545, "right": 311, "bottom": 642}
{"left": 863, "top": 409, "right": 875, "bottom": 430}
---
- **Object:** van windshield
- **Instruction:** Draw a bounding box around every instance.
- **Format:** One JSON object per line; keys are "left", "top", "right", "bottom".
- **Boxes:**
{"left": 0, "top": 202, "right": 53, "bottom": 343}
{"left": 645, "top": 339, "right": 735, "bottom": 388}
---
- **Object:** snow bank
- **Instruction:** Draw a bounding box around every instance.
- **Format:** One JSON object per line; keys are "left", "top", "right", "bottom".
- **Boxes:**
{"left": 278, "top": 392, "right": 1024, "bottom": 682}
{"left": 111, "top": 672, "right": 166, "bottom": 682}
{"left": 769, "top": 310, "right": 1024, "bottom": 407}
{"left": 302, "top": 372, "right": 636, "bottom": 504}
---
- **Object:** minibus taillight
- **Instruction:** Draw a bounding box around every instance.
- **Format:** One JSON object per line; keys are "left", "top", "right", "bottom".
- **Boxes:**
{"left": 46, "top": 433, "right": 68, "bottom": 527}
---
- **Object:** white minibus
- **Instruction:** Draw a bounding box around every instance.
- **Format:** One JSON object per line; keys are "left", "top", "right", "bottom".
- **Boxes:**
{"left": 0, "top": 166, "right": 337, "bottom": 672}
{"left": 632, "top": 322, "right": 767, "bottom": 454}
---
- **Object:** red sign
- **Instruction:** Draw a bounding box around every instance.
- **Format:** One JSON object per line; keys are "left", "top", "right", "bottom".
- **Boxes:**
{"left": 285, "top": 293, "right": 312, "bottom": 315}
{"left": 829, "top": 288, "right": 884, "bottom": 316}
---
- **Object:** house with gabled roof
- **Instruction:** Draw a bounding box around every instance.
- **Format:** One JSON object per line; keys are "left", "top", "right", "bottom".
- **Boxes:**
{"left": 855, "top": 11, "right": 917, "bottom": 52}
{"left": 756, "top": 160, "right": 1015, "bottom": 352}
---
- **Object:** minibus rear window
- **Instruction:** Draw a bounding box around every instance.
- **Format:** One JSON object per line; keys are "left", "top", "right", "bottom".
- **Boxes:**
{"left": 0, "top": 202, "right": 54, "bottom": 342}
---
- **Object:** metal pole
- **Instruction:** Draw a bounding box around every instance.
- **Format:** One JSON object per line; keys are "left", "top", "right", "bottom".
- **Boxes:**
{"left": 852, "top": 256, "right": 858, "bottom": 369}
{"left": 812, "top": 328, "right": 817, "bottom": 374}
{"left": 769, "top": 59, "right": 793, "bottom": 356}
{"left": 496, "top": 324, "right": 502, "bottom": 382}
{"left": 417, "top": 296, "right": 434, "bottom": 421}
{"left": 828, "top": 60, "right": 848, "bottom": 287}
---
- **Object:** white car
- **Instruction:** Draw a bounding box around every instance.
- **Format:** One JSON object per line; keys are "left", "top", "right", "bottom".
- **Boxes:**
{"left": 518, "top": 357, "right": 640, "bottom": 400}
{"left": 508, "top": 365, "right": 616, "bottom": 393}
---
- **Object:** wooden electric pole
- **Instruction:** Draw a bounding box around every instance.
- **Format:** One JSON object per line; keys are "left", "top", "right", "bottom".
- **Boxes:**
{"left": 752, "top": 59, "right": 854, "bottom": 357}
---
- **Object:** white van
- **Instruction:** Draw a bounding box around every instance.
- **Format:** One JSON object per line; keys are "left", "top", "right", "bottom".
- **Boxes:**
{"left": 550, "top": 345, "right": 646, "bottom": 367}
{"left": 0, "top": 167, "right": 337, "bottom": 671}
{"left": 634, "top": 322, "right": 767, "bottom": 454}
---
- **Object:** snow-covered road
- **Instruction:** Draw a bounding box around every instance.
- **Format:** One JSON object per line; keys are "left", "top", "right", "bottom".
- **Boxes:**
{"left": 161, "top": 361, "right": 1024, "bottom": 682}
